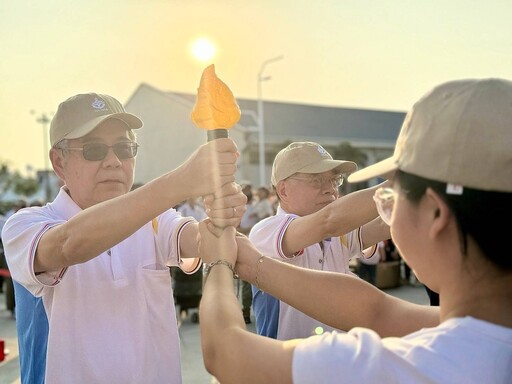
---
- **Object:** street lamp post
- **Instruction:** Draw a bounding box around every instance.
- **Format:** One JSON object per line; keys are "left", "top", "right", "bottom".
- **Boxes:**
{"left": 257, "top": 55, "right": 284, "bottom": 187}
{"left": 32, "top": 111, "right": 51, "bottom": 202}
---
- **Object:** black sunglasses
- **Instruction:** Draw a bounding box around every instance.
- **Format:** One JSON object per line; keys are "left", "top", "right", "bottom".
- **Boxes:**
{"left": 64, "top": 142, "right": 139, "bottom": 161}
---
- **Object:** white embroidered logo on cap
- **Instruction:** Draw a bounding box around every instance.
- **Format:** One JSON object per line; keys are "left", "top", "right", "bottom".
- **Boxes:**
{"left": 92, "top": 98, "right": 106, "bottom": 110}
{"left": 317, "top": 145, "right": 330, "bottom": 158}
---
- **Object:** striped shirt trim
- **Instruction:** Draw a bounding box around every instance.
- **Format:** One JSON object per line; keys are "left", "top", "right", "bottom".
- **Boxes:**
{"left": 174, "top": 219, "right": 201, "bottom": 275}
{"left": 277, "top": 216, "right": 303, "bottom": 259}
{"left": 357, "top": 226, "right": 378, "bottom": 259}
{"left": 31, "top": 223, "right": 68, "bottom": 287}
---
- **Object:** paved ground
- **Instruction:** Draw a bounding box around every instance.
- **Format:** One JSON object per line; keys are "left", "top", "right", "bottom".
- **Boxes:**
{"left": 0, "top": 281, "right": 430, "bottom": 384}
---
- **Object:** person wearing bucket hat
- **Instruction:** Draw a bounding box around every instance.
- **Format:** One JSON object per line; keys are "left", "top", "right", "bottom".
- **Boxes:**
{"left": 197, "top": 78, "right": 512, "bottom": 383}
{"left": 1, "top": 92, "right": 246, "bottom": 384}
{"left": 249, "top": 141, "right": 391, "bottom": 340}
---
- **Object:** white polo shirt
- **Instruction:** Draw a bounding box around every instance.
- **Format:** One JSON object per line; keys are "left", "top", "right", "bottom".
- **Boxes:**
{"left": 250, "top": 206, "right": 376, "bottom": 340}
{"left": 2, "top": 188, "right": 199, "bottom": 384}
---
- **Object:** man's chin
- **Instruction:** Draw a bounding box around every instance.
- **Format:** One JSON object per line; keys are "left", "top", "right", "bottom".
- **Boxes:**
{"left": 98, "top": 185, "right": 128, "bottom": 200}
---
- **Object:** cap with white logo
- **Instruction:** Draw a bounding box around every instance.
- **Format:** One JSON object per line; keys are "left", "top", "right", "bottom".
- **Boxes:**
{"left": 271, "top": 142, "right": 357, "bottom": 186}
{"left": 50, "top": 93, "right": 143, "bottom": 146}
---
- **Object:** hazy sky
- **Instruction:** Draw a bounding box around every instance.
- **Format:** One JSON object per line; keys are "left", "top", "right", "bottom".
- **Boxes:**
{"left": 2, "top": 0, "right": 511, "bottom": 174}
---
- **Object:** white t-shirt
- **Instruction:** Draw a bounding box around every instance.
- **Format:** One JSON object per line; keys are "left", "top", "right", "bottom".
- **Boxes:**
{"left": 2, "top": 188, "right": 200, "bottom": 384}
{"left": 250, "top": 206, "right": 376, "bottom": 340}
{"left": 293, "top": 317, "right": 512, "bottom": 383}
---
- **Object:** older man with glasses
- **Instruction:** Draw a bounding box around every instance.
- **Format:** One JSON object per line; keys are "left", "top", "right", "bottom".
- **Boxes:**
{"left": 1, "top": 93, "right": 246, "bottom": 384}
{"left": 249, "top": 141, "right": 390, "bottom": 341}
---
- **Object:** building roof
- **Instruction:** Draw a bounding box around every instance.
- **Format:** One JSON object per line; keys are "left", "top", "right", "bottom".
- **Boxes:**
{"left": 167, "top": 87, "right": 406, "bottom": 149}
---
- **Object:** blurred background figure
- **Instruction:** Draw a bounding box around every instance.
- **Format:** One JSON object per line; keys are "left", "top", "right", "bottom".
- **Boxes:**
{"left": 177, "top": 197, "right": 207, "bottom": 221}
{"left": 238, "top": 184, "right": 258, "bottom": 235}
{"left": 252, "top": 186, "right": 275, "bottom": 221}
{"left": 238, "top": 184, "right": 259, "bottom": 324}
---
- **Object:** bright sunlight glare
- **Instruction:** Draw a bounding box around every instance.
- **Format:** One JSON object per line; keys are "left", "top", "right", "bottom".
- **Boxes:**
{"left": 190, "top": 38, "right": 216, "bottom": 62}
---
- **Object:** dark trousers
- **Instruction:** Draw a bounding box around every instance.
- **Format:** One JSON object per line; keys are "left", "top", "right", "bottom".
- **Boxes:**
{"left": 358, "top": 262, "right": 377, "bottom": 286}
{"left": 241, "top": 280, "right": 253, "bottom": 318}
{"left": 5, "top": 277, "right": 15, "bottom": 315}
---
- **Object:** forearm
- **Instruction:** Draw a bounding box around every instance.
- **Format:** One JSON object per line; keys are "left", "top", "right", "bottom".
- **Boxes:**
{"left": 245, "top": 257, "right": 381, "bottom": 331}
{"left": 282, "top": 183, "right": 387, "bottom": 255}
{"left": 324, "top": 181, "right": 388, "bottom": 237}
{"left": 361, "top": 217, "right": 391, "bottom": 249}
{"left": 200, "top": 265, "right": 246, "bottom": 378}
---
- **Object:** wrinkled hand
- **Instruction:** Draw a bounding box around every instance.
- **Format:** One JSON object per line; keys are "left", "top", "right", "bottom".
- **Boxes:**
{"left": 203, "top": 182, "right": 247, "bottom": 228}
{"left": 175, "top": 138, "right": 239, "bottom": 198}
{"left": 197, "top": 219, "right": 238, "bottom": 265}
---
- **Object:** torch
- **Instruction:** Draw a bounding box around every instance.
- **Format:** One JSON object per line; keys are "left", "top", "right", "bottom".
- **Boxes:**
{"left": 191, "top": 64, "right": 241, "bottom": 141}
{"left": 191, "top": 65, "right": 242, "bottom": 288}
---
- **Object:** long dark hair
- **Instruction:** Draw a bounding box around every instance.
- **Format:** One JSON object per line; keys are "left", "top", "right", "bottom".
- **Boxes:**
{"left": 395, "top": 170, "right": 512, "bottom": 270}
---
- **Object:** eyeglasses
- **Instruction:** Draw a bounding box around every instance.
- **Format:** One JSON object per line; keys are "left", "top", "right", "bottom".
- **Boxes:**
{"left": 373, "top": 187, "right": 397, "bottom": 225}
{"left": 63, "top": 142, "right": 139, "bottom": 161}
{"left": 288, "top": 174, "right": 344, "bottom": 189}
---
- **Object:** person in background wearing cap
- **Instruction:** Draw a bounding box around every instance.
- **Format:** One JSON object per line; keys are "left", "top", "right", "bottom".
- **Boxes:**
{"left": 1, "top": 93, "right": 246, "bottom": 384}
{"left": 197, "top": 78, "right": 512, "bottom": 383}
{"left": 249, "top": 141, "right": 391, "bottom": 340}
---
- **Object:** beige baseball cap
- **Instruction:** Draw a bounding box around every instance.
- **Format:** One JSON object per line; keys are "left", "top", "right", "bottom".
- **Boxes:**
{"left": 271, "top": 142, "right": 357, "bottom": 186}
{"left": 348, "top": 78, "right": 512, "bottom": 193}
{"left": 50, "top": 93, "right": 143, "bottom": 146}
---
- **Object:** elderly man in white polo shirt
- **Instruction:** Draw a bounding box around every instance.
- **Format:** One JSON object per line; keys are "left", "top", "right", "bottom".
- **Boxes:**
{"left": 249, "top": 141, "right": 389, "bottom": 340}
{"left": 2, "top": 93, "right": 246, "bottom": 384}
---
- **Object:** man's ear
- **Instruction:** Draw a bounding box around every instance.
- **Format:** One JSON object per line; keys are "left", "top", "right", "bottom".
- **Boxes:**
{"left": 425, "top": 187, "right": 451, "bottom": 239}
{"left": 50, "top": 148, "right": 65, "bottom": 180}
{"left": 276, "top": 181, "right": 288, "bottom": 203}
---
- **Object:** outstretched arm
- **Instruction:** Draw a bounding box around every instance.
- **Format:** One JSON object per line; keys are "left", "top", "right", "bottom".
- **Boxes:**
{"left": 235, "top": 233, "right": 439, "bottom": 337}
{"left": 281, "top": 181, "right": 390, "bottom": 257}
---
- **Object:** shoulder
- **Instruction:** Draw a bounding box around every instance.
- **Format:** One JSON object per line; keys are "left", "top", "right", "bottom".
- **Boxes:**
{"left": 3, "top": 205, "right": 57, "bottom": 234}
{"left": 292, "top": 329, "right": 384, "bottom": 382}
{"left": 250, "top": 214, "right": 291, "bottom": 235}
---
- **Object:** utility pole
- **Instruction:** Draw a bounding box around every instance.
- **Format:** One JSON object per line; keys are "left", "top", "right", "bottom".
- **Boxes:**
{"left": 257, "top": 55, "right": 284, "bottom": 186}
{"left": 32, "top": 111, "right": 51, "bottom": 202}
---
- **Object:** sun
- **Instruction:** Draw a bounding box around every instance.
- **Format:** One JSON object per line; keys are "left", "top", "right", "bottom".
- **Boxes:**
{"left": 190, "top": 38, "right": 216, "bottom": 62}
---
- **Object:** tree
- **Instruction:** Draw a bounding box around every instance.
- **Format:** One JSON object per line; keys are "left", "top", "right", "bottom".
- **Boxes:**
{"left": 332, "top": 142, "right": 368, "bottom": 193}
{"left": 13, "top": 172, "right": 39, "bottom": 197}
{"left": 332, "top": 142, "right": 368, "bottom": 166}
{"left": 0, "top": 162, "right": 39, "bottom": 208}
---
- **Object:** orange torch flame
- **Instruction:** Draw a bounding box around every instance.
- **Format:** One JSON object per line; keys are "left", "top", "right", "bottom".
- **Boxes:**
{"left": 191, "top": 64, "right": 241, "bottom": 141}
